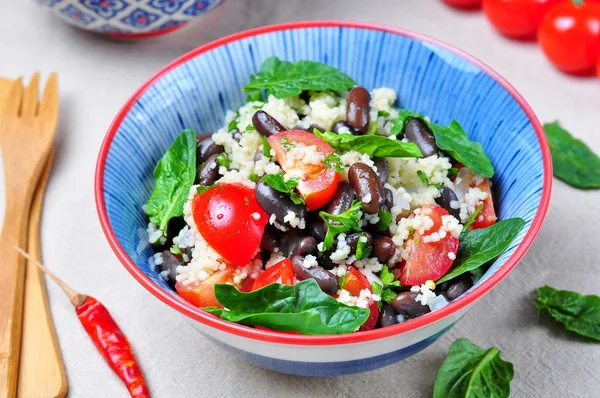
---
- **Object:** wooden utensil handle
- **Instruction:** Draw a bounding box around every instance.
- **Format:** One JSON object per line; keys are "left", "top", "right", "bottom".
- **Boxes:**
{"left": 0, "top": 192, "right": 33, "bottom": 398}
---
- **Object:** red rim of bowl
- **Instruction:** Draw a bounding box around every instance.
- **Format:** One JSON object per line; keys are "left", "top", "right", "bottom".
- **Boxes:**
{"left": 95, "top": 20, "right": 552, "bottom": 346}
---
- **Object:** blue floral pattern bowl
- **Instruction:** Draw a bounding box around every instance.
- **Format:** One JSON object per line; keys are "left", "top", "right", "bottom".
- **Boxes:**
{"left": 37, "top": 0, "right": 222, "bottom": 39}
{"left": 95, "top": 21, "right": 552, "bottom": 376}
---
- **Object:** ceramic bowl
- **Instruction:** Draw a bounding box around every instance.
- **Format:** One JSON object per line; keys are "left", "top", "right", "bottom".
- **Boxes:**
{"left": 36, "top": 0, "right": 222, "bottom": 39}
{"left": 95, "top": 21, "right": 552, "bottom": 376}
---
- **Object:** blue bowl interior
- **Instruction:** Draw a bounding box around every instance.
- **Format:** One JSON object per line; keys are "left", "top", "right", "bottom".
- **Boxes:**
{"left": 102, "top": 25, "right": 544, "bottom": 303}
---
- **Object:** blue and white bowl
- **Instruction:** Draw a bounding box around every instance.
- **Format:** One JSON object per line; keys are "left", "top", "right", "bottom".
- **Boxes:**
{"left": 95, "top": 21, "right": 552, "bottom": 376}
{"left": 37, "top": 0, "right": 222, "bottom": 39}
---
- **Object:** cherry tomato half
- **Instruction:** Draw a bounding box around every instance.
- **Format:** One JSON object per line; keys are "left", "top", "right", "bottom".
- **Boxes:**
{"left": 456, "top": 167, "right": 497, "bottom": 230}
{"left": 443, "top": 0, "right": 482, "bottom": 9}
{"left": 399, "top": 205, "right": 460, "bottom": 286}
{"left": 538, "top": 1, "right": 600, "bottom": 73}
{"left": 192, "top": 183, "right": 268, "bottom": 266}
{"left": 268, "top": 130, "right": 341, "bottom": 210}
{"left": 251, "top": 258, "right": 295, "bottom": 290}
{"left": 176, "top": 268, "right": 237, "bottom": 308}
{"left": 483, "top": 0, "right": 561, "bottom": 38}
{"left": 341, "top": 267, "right": 379, "bottom": 331}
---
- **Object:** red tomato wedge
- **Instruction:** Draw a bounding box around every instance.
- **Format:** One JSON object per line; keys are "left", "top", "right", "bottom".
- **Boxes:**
{"left": 251, "top": 258, "right": 295, "bottom": 290}
{"left": 399, "top": 205, "right": 460, "bottom": 286}
{"left": 176, "top": 268, "right": 237, "bottom": 308}
{"left": 341, "top": 267, "right": 379, "bottom": 331}
{"left": 193, "top": 183, "right": 268, "bottom": 266}
{"left": 268, "top": 130, "right": 340, "bottom": 210}
{"left": 456, "top": 167, "right": 497, "bottom": 230}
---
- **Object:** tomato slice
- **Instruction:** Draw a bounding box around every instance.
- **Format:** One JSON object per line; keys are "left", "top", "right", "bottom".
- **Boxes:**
{"left": 176, "top": 268, "right": 237, "bottom": 308}
{"left": 268, "top": 130, "right": 340, "bottom": 210}
{"left": 341, "top": 267, "right": 379, "bottom": 331}
{"left": 193, "top": 183, "right": 268, "bottom": 266}
{"left": 399, "top": 205, "right": 460, "bottom": 286}
{"left": 456, "top": 167, "right": 497, "bottom": 230}
{"left": 251, "top": 258, "right": 295, "bottom": 290}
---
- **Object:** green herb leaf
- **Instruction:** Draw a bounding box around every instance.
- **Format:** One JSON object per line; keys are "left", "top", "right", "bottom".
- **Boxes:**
{"left": 368, "top": 121, "right": 378, "bottom": 134}
{"left": 262, "top": 136, "right": 272, "bottom": 158}
{"left": 246, "top": 125, "right": 256, "bottom": 132}
{"left": 228, "top": 120, "right": 238, "bottom": 132}
{"left": 246, "top": 91, "right": 263, "bottom": 102}
{"left": 417, "top": 170, "right": 429, "bottom": 185}
{"left": 196, "top": 184, "right": 216, "bottom": 196}
{"left": 534, "top": 286, "right": 600, "bottom": 341}
{"left": 379, "top": 265, "right": 396, "bottom": 286}
{"left": 249, "top": 171, "right": 258, "bottom": 183}
{"left": 319, "top": 200, "right": 363, "bottom": 251}
{"left": 377, "top": 110, "right": 390, "bottom": 118}
{"left": 436, "top": 218, "right": 525, "bottom": 284}
{"left": 543, "top": 122, "right": 600, "bottom": 189}
{"left": 170, "top": 245, "right": 182, "bottom": 256}
{"left": 434, "top": 338, "right": 514, "bottom": 398}
{"left": 216, "top": 153, "right": 231, "bottom": 168}
{"left": 382, "top": 288, "right": 397, "bottom": 305}
{"left": 324, "top": 152, "right": 344, "bottom": 173}
{"left": 144, "top": 130, "right": 197, "bottom": 235}
{"left": 205, "top": 279, "right": 369, "bottom": 335}
{"left": 390, "top": 109, "right": 425, "bottom": 135}
{"left": 280, "top": 136, "right": 295, "bottom": 151}
{"left": 356, "top": 233, "right": 372, "bottom": 260}
{"left": 430, "top": 120, "right": 494, "bottom": 178}
{"left": 378, "top": 265, "right": 402, "bottom": 303}
{"left": 463, "top": 203, "right": 484, "bottom": 231}
{"left": 447, "top": 167, "right": 459, "bottom": 180}
{"left": 377, "top": 208, "right": 393, "bottom": 231}
{"left": 315, "top": 131, "right": 423, "bottom": 158}
{"left": 244, "top": 57, "right": 356, "bottom": 99}
{"left": 372, "top": 282, "right": 383, "bottom": 310}
{"left": 261, "top": 173, "right": 305, "bottom": 205}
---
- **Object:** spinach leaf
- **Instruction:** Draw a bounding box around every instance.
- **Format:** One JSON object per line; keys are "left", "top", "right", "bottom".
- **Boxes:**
{"left": 436, "top": 218, "right": 525, "bottom": 284}
{"left": 430, "top": 120, "right": 494, "bottom": 178}
{"left": 261, "top": 173, "right": 304, "bottom": 205}
{"left": 543, "top": 122, "right": 600, "bottom": 189}
{"left": 434, "top": 338, "right": 513, "bottom": 398}
{"left": 315, "top": 131, "right": 423, "bottom": 158}
{"left": 144, "top": 130, "right": 197, "bottom": 236}
{"left": 319, "top": 200, "right": 363, "bottom": 251}
{"left": 390, "top": 108, "right": 425, "bottom": 135}
{"left": 243, "top": 57, "right": 356, "bottom": 99}
{"left": 205, "top": 279, "right": 369, "bottom": 335}
{"left": 534, "top": 286, "right": 600, "bottom": 341}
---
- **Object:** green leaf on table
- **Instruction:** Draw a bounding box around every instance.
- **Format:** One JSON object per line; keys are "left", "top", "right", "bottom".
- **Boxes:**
{"left": 243, "top": 57, "right": 356, "bottom": 99}
{"left": 319, "top": 200, "right": 363, "bottom": 251}
{"left": 543, "top": 122, "right": 600, "bottom": 189}
{"left": 433, "top": 338, "right": 514, "bottom": 398}
{"left": 436, "top": 218, "right": 525, "bottom": 284}
{"left": 534, "top": 285, "right": 600, "bottom": 341}
{"left": 315, "top": 131, "right": 423, "bottom": 158}
{"left": 261, "top": 173, "right": 304, "bottom": 205}
{"left": 204, "top": 279, "right": 369, "bottom": 335}
{"left": 144, "top": 130, "right": 197, "bottom": 236}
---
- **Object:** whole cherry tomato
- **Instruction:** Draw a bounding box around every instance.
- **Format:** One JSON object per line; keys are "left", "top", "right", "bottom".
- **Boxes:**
{"left": 483, "top": 0, "right": 561, "bottom": 38}
{"left": 538, "top": 1, "right": 600, "bottom": 73}
{"left": 443, "top": 0, "right": 482, "bottom": 8}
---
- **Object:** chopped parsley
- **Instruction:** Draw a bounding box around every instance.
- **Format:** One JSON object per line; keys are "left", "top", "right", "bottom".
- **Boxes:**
{"left": 371, "top": 282, "right": 383, "bottom": 310}
{"left": 323, "top": 152, "right": 344, "bottom": 173}
{"left": 463, "top": 203, "right": 484, "bottom": 231}
{"left": 355, "top": 234, "right": 372, "bottom": 260}
{"left": 447, "top": 167, "right": 459, "bottom": 180}
{"left": 196, "top": 184, "right": 216, "bottom": 195}
{"left": 249, "top": 171, "right": 259, "bottom": 183}
{"left": 280, "top": 136, "right": 295, "bottom": 151}
{"left": 377, "top": 208, "right": 392, "bottom": 231}
{"left": 377, "top": 110, "right": 390, "bottom": 118}
{"left": 170, "top": 244, "right": 182, "bottom": 256}
{"left": 216, "top": 153, "right": 231, "bottom": 168}
{"left": 379, "top": 265, "right": 402, "bottom": 304}
{"left": 417, "top": 170, "right": 442, "bottom": 189}
{"left": 228, "top": 120, "right": 238, "bottom": 132}
{"left": 262, "top": 136, "right": 272, "bottom": 158}
{"left": 368, "top": 121, "right": 378, "bottom": 134}
{"left": 319, "top": 200, "right": 363, "bottom": 251}
{"left": 245, "top": 125, "right": 256, "bottom": 132}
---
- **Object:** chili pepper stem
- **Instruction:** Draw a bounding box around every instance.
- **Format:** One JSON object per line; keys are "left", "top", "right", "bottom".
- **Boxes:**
{"left": 15, "top": 246, "right": 88, "bottom": 307}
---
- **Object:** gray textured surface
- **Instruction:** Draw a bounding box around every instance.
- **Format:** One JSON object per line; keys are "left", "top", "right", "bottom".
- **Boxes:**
{"left": 1, "top": 0, "right": 599, "bottom": 397}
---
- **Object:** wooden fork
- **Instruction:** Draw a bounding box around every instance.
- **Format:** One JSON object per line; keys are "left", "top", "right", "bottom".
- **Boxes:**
{"left": 0, "top": 74, "right": 59, "bottom": 398}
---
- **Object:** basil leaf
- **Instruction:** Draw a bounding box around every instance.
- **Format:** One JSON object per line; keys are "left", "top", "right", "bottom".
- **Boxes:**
{"left": 315, "top": 131, "right": 423, "bottom": 158}
{"left": 324, "top": 152, "right": 344, "bottom": 173}
{"left": 463, "top": 203, "right": 484, "bottom": 232}
{"left": 436, "top": 218, "right": 525, "bottom": 284}
{"left": 543, "top": 122, "right": 600, "bottom": 189}
{"left": 262, "top": 136, "right": 272, "bottom": 158}
{"left": 534, "top": 286, "right": 600, "bottom": 341}
{"left": 429, "top": 120, "right": 494, "bottom": 178}
{"left": 244, "top": 57, "right": 356, "bottom": 99}
{"left": 144, "top": 130, "right": 196, "bottom": 235}
{"left": 390, "top": 108, "right": 425, "bottom": 135}
{"left": 205, "top": 279, "right": 369, "bottom": 335}
{"left": 320, "top": 200, "right": 363, "bottom": 251}
{"left": 261, "top": 173, "right": 305, "bottom": 205}
{"left": 434, "top": 338, "right": 514, "bottom": 398}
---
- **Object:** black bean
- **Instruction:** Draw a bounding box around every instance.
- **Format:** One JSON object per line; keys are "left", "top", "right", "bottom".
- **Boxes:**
{"left": 252, "top": 110, "right": 285, "bottom": 137}
{"left": 392, "top": 292, "right": 430, "bottom": 317}
{"left": 373, "top": 157, "right": 389, "bottom": 184}
{"left": 323, "top": 181, "right": 355, "bottom": 216}
{"left": 384, "top": 188, "right": 394, "bottom": 209}
{"left": 279, "top": 236, "right": 303, "bottom": 258}
{"left": 196, "top": 134, "right": 224, "bottom": 164}
{"left": 319, "top": 252, "right": 336, "bottom": 270}
{"left": 404, "top": 119, "right": 437, "bottom": 157}
{"left": 254, "top": 151, "right": 265, "bottom": 162}
{"left": 290, "top": 255, "right": 338, "bottom": 295}
{"left": 444, "top": 275, "right": 473, "bottom": 301}
{"left": 436, "top": 187, "right": 461, "bottom": 220}
{"left": 260, "top": 225, "right": 280, "bottom": 252}
{"left": 346, "top": 232, "right": 373, "bottom": 254}
{"left": 196, "top": 154, "right": 219, "bottom": 186}
{"left": 348, "top": 163, "right": 384, "bottom": 214}
{"left": 379, "top": 304, "right": 399, "bottom": 328}
{"left": 308, "top": 219, "right": 326, "bottom": 241}
{"left": 373, "top": 236, "right": 395, "bottom": 263}
{"left": 159, "top": 250, "right": 181, "bottom": 288}
{"left": 290, "top": 236, "right": 318, "bottom": 258}
{"left": 254, "top": 180, "right": 307, "bottom": 228}
{"left": 331, "top": 121, "right": 357, "bottom": 135}
{"left": 346, "top": 86, "right": 370, "bottom": 135}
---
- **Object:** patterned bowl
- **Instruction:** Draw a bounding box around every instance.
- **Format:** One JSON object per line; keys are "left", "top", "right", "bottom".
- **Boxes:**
{"left": 36, "top": 0, "right": 222, "bottom": 39}
{"left": 95, "top": 21, "right": 552, "bottom": 376}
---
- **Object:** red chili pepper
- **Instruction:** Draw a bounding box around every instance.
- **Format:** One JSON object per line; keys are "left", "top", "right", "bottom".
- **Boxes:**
{"left": 16, "top": 247, "right": 150, "bottom": 397}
